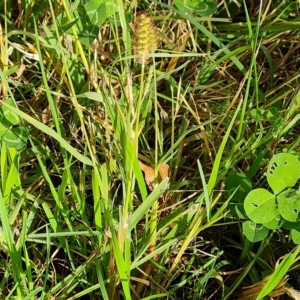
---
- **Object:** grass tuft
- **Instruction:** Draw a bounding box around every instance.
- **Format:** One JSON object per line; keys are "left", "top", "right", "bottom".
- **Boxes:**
{"left": 1, "top": 0, "right": 300, "bottom": 299}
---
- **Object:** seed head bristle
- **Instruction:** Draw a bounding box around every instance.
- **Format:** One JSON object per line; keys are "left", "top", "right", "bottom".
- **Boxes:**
{"left": 134, "top": 13, "right": 158, "bottom": 65}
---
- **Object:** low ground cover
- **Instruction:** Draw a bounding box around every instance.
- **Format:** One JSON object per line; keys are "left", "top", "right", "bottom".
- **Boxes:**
{"left": 1, "top": 0, "right": 300, "bottom": 299}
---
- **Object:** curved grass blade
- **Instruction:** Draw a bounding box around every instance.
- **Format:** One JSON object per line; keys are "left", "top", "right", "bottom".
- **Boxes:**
{"left": 0, "top": 102, "right": 93, "bottom": 166}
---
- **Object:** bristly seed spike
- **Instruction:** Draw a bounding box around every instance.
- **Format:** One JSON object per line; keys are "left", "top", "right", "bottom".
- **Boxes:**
{"left": 133, "top": 13, "right": 158, "bottom": 66}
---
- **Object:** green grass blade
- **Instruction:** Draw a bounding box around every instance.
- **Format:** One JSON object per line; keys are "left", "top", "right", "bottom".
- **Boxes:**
{"left": 129, "top": 177, "right": 170, "bottom": 231}
{"left": 207, "top": 99, "right": 243, "bottom": 196}
{"left": 1, "top": 102, "right": 93, "bottom": 165}
{"left": 0, "top": 188, "right": 24, "bottom": 297}
{"left": 257, "top": 245, "right": 300, "bottom": 300}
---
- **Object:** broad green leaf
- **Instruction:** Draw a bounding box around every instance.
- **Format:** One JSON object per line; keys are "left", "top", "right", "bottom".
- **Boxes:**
{"left": 56, "top": 12, "right": 80, "bottom": 35}
{"left": 263, "top": 215, "right": 283, "bottom": 230}
{"left": 225, "top": 172, "right": 252, "bottom": 202}
{"left": 0, "top": 98, "right": 20, "bottom": 127}
{"left": 100, "top": 0, "right": 118, "bottom": 18}
{"left": 173, "top": 0, "right": 217, "bottom": 16}
{"left": 250, "top": 107, "right": 278, "bottom": 123}
{"left": 0, "top": 123, "right": 8, "bottom": 137}
{"left": 77, "top": 24, "right": 99, "bottom": 45}
{"left": 2, "top": 127, "right": 29, "bottom": 151}
{"left": 84, "top": 1, "right": 106, "bottom": 26}
{"left": 244, "top": 188, "right": 276, "bottom": 223}
{"left": 174, "top": 0, "right": 201, "bottom": 13}
{"left": 173, "top": 0, "right": 201, "bottom": 13}
{"left": 291, "top": 229, "right": 300, "bottom": 244}
{"left": 282, "top": 220, "right": 300, "bottom": 230}
{"left": 243, "top": 221, "right": 269, "bottom": 243}
{"left": 277, "top": 189, "right": 300, "bottom": 222}
{"left": 267, "top": 153, "right": 300, "bottom": 195}
{"left": 56, "top": 8, "right": 100, "bottom": 45}
{"left": 194, "top": 1, "right": 217, "bottom": 16}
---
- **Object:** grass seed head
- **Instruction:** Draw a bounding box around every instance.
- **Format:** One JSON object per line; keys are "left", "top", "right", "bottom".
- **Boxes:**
{"left": 134, "top": 13, "right": 158, "bottom": 66}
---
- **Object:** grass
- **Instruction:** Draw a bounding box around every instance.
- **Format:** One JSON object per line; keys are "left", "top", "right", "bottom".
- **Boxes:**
{"left": 1, "top": 0, "right": 300, "bottom": 299}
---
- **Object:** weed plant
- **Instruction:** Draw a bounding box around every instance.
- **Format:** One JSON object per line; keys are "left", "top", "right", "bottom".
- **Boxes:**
{"left": 1, "top": 0, "right": 300, "bottom": 299}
